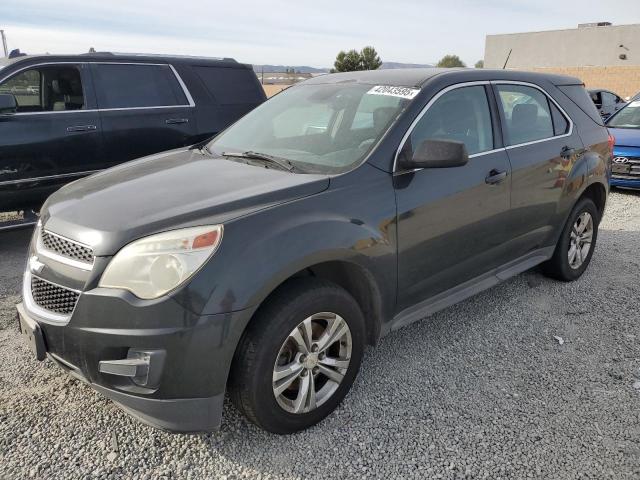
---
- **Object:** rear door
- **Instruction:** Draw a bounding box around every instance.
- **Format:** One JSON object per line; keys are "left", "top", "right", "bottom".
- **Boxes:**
{"left": 92, "top": 63, "right": 195, "bottom": 166}
{"left": 493, "top": 82, "right": 583, "bottom": 260}
{"left": 0, "top": 63, "right": 103, "bottom": 210}
{"left": 395, "top": 83, "right": 512, "bottom": 311}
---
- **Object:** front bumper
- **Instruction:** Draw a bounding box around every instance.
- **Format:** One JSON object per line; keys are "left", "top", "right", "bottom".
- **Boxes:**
{"left": 610, "top": 177, "right": 640, "bottom": 189}
{"left": 16, "top": 290, "right": 254, "bottom": 432}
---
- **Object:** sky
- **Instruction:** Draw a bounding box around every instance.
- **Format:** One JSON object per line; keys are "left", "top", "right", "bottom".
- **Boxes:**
{"left": 1, "top": 0, "right": 639, "bottom": 68}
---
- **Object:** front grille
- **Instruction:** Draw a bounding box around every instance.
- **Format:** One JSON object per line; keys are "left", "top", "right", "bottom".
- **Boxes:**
{"left": 612, "top": 156, "right": 640, "bottom": 179}
{"left": 30, "top": 275, "right": 79, "bottom": 315}
{"left": 41, "top": 231, "right": 94, "bottom": 264}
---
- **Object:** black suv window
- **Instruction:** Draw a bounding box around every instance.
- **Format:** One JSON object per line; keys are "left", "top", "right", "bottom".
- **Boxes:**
{"left": 496, "top": 84, "right": 556, "bottom": 145}
{"left": 93, "top": 64, "right": 187, "bottom": 109}
{"left": 0, "top": 65, "right": 84, "bottom": 112}
{"left": 407, "top": 85, "right": 493, "bottom": 156}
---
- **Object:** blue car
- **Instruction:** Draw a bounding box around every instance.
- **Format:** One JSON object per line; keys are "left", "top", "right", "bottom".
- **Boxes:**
{"left": 607, "top": 99, "right": 640, "bottom": 189}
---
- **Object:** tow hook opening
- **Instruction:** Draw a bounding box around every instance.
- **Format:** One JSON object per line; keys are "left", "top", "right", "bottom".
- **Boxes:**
{"left": 99, "top": 349, "right": 166, "bottom": 391}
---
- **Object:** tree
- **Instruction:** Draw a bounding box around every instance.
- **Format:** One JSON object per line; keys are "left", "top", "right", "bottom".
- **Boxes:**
{"left": 474, "top": 60, "right": 484, "bottom": 69}
{"left": 331, "top": 46, "right": 383, "bottom": 72}
{"left": 361, "top": 46, "right": 382, "bottom": 70}
{"left": 436, "top": 55, "right": 466, "bottom": 68}
{"left": 332, "top": 49, "right": 364, "bottom": 72}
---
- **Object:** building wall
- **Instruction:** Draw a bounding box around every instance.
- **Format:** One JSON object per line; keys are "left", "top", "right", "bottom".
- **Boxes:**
{"left": 531, "top": 66, "right": 640, "bottom": 99}
{"left": 485, "top": 24, "right": 640, "bottom": 69}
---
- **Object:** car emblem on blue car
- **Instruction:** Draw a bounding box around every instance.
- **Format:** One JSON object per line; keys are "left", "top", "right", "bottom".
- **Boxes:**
{"left": 613, "top": 157, "right": 629, "bottom": 164}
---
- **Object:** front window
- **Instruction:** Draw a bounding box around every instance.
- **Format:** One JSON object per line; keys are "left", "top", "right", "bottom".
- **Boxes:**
{"left": 208, "top": 83, "right": 415, "bottom": 174}
{"left": 608, "top": 101, "right": 640, "bottom": 129}
{"left": 0, "top": 65, "right": 84, "bottom": 112}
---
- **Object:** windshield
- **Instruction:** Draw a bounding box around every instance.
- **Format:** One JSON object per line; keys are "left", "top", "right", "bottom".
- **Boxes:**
{"left": 608, "top": 100, "right": 640, "bottom": 129}
{"left": 208, "top": 83, "right": 415, "bottom": 174}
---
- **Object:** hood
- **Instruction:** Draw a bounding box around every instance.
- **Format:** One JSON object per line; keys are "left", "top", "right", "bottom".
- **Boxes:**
{"left": 608, "top": 127, "right": 640, "bottom": 148}
{"left": 42, "top": 148, "right": 329, "bottom": 256}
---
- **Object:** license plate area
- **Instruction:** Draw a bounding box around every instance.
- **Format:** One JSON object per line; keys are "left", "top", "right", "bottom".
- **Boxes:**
{"left": 612, "top": 163, "right": 631, "bottom": 175}
{"left": 17, "top": 307, "right": 47, "bottom": 361}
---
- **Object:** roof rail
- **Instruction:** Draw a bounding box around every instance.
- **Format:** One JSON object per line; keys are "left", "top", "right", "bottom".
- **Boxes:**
{"left": 89, "top": 52, "right": 237, "bottom": 62}
{"left": 80, "top": 51, "right": 115, "bottom": 56}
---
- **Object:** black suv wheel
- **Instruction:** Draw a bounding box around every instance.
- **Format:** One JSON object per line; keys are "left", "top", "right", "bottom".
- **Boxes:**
{"left": 543, "top": 197, "right": 599, "bottom": 281}
{"left": 229, "top": 279, "right": 365, "bottom": 434}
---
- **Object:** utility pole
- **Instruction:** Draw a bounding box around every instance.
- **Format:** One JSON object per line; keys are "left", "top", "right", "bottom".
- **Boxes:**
{"left": 0, "top": 30, "right": 8, "bottom": 57}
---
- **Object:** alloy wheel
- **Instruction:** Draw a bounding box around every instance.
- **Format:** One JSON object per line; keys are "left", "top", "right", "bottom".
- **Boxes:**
{"left": 568, "top": 211, "right": 594, "bottom": 269}
{"left": 272, "top": 312, "right": 352, "bottom": 414}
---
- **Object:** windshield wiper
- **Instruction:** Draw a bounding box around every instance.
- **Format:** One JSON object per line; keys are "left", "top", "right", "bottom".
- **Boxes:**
{"left": 221, "top": 151, "right": 298, "bottom": 172}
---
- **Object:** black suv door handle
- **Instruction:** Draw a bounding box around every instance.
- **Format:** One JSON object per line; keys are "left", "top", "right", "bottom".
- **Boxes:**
{"left": 560, "top": 146, "right": 575, "bottom": 158}
{"left": 66, "top": 125, "right": 97, "bottom": 133}
{"left": 485, "top": 169, "right": 507, "bottom": 185}
{"left": 165, "top": 118, "right": 189, "bottom": 125}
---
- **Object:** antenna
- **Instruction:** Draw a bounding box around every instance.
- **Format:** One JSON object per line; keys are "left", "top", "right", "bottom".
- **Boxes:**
{"left": 502, "top": 48, "right": 512, "bottom": 69}
{"left": 0, "top": 30, "right": 8, "bottom": 57}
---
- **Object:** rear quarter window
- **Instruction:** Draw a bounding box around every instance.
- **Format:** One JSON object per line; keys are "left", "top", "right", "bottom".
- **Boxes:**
{"left": 193, "top": 66, "right": 264, "bottom": 105}
{"left": 558, "top": 85, "right": 604, "bottom": 126}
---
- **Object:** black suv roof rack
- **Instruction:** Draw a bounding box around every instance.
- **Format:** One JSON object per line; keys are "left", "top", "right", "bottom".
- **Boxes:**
{"left": 80, "top": 51, "right": 237, "bottom": 62}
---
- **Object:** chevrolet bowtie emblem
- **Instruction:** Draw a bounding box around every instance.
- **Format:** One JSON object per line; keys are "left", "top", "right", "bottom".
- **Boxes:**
{"left": 29, "top": 256, "right": 45, "bottom": 275}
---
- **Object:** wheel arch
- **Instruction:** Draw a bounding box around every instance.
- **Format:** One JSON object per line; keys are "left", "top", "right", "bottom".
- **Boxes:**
{"left": 245, "top": 258, "right": 385, "bottom": 347}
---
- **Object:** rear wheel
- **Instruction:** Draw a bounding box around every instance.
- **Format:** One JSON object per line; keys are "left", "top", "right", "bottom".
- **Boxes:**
{"left": 542, "top": 197, "right": 599, "bottom": 281}
{"left": 229, "top": 279, "right": 365, "bottom": 434}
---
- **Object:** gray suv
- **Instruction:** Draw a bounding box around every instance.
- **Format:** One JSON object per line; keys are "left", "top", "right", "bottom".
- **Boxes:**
{"left": 17, "top": 68, "right": 611, "bottom": 434}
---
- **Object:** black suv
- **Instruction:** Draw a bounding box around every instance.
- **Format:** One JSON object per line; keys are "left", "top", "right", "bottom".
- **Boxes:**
{"left": 17, "top": 68, "right": 611, "bottom": 434}
{"left": 0, "top": 53, "right": 266, "bottom": 225}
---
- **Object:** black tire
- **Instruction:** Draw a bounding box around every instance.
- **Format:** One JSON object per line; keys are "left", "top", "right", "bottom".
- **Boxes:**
{"left": 542, "top": 197, "right": 600, "bottom": 281}
{"left": 228, "top": 278, "right": 365, "bottom": 434}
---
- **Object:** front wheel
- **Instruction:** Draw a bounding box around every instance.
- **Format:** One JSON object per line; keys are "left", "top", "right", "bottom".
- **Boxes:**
{"left": 542, "top": 197, "right": 599, "bottom": 281}
{"left": 228, "top": 279, "right": 365, "bottom": 434}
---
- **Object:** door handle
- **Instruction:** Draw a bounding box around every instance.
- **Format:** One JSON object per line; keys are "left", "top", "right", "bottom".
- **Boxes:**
{"left": 560, "top": 146, "right": 575, "bottom": 158}
{"left": 66, "top": 125, "right": 97, "bottom": 133}
{"left": 485, "top": 169, "right": 507, "bottom": 185}
{"left": 165, "top": 118, "right": 189, "bottom": 125}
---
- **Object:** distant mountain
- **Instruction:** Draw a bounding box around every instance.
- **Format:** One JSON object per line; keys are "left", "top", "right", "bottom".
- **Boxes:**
{"left": 380, "top": 62, "right": 434, "bottom": 69}
{"left": 252, "top": 61, "right": 434, "bottom": 74}
{"left": 253, "top": 65, "right": 329, "bottom": 74}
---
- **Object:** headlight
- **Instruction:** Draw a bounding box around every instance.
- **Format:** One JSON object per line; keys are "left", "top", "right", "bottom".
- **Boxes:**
{"left": 99, "top": 225, "right": 223, "bottom": 299}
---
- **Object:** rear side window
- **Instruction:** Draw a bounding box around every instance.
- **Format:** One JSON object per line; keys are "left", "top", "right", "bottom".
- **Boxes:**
{"left": 495, "top": 84, "right": 554, "bottom": 145}
{"left": 550, "top": 102, "right": 569, "bottom": 135}
{"left": 559, "top": 85, "right": 604, "bottom": 126}
{"left": 193, "top": 66, "right": 264, "bottom": 105}
{"left": 93, "top": 64, "right": 187, "bottom": 109}
{"left": 406, "top": 85, "right": 493, "bottom": 156}
{"left": 601, "top": 91, "right": 617, "bottom": 106}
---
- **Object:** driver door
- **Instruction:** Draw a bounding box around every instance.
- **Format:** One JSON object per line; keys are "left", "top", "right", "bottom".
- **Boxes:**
{"left": 395, "top": 83, "right": 512, "bottom": 311}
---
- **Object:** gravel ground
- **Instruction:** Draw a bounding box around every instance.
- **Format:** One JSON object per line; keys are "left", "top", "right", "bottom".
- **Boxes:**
{"left": 1, "top": 191, "right": 640, "bottom": 479}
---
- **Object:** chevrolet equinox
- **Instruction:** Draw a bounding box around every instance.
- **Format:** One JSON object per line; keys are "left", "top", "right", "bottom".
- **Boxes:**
{"left": 17, "top": 68, "right": 611, "bottom": 434}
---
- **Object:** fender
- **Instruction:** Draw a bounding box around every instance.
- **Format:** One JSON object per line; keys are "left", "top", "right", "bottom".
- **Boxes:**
{"left": 551, "top": 146, "right": 608, "bottom": 245}
{"left": 173, "top": 164, "right": 398, "bottom": 324}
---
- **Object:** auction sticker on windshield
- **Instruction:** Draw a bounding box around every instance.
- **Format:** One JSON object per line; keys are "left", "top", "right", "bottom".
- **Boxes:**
{"left": 367, "top": 85, "right": 420, "bottom": 100}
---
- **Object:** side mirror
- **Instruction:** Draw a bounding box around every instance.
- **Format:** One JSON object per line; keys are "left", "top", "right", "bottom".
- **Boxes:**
{"left": 400, "top": 139, "right": 469, "bottom": 170}
{"left": 0, "top": 94, "right": 17, "bottom": 114}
